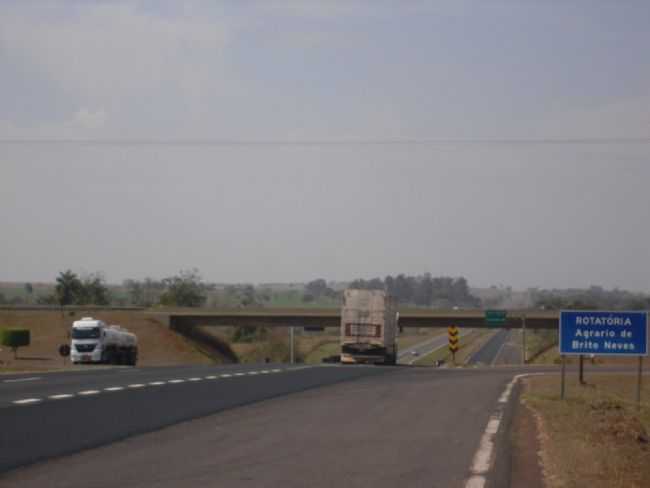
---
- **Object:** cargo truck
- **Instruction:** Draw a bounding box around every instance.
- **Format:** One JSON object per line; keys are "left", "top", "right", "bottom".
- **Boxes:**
{"left": 70, "top": 317, "right": 138, "bottom": 365}
{"left": 340, "top": 289, "right": 398, "bottom": 365}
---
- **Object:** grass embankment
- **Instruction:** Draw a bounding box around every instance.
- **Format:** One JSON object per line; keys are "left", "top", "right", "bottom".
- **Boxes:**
{"left": 523, "top": 375, "right": 650, "bottom": 488}
{"left": 201, "top": 327, "right": 444, "bottom": 365}
{"left": 413, "top": 329, "right": 494, "bottom": 366}
{"left": 0, "top": 310, "right": 212, "bottom": 372}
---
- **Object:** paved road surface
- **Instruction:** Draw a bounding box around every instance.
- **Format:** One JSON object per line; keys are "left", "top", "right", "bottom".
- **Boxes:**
{"left": 0, "top": 364, "right": 388, "bottom": 473}
{"left": 468, "top": 330, "right": 522, "bottom": 366}
{"left": 398, "top": 329, "right": 472, "bottom": 365}
{"left": 0, "top": 366, "right": 531, "bottom": 488}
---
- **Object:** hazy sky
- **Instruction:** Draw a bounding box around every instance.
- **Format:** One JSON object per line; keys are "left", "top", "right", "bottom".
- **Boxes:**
{"left": 1, "top": 1, "right": 649, "bottom": 290}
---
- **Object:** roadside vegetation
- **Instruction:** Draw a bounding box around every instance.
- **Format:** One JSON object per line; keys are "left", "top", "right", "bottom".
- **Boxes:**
{"left": 0, "top": 309, "right": 211, "bottom": 372}
{"left": 523, "top": 375, "right": 650, "bottom": 488}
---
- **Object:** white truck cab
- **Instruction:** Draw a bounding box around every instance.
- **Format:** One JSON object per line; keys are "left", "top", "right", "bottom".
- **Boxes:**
{"left": 70, "top": 317, "right": 138, "bottom": 366}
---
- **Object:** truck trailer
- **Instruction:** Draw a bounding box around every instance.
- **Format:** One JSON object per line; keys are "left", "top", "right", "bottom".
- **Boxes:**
{"left": 70, "top": 317, "right": 138, "bottom": 366}
{"left": 340, "top": 289, "right": 398, "bottom": 365}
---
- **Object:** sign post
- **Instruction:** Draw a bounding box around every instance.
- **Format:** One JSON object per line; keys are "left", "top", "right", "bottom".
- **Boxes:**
{"left": 448, "top": 326, "right": 459, "bottom": 364}
{"left": 559, "top": 311, "right": 648, "bottom": 404}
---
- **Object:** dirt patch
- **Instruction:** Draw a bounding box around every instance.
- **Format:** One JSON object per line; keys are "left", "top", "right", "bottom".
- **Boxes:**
{"left": 511, "top": 387, "right": 545, "bottom": 488}
{"left": 523, "top": 375, "right": 650, "bottom": 488}
{"left": 0, "top": 310, "right": 211, "bottom": 371}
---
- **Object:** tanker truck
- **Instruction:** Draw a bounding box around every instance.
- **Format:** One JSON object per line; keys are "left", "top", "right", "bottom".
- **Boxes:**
{"left": 70, "top": 317, "right": 138, "bottom": 365}
{"left": 340, "top": 289, "right": 398, "bottom": 365}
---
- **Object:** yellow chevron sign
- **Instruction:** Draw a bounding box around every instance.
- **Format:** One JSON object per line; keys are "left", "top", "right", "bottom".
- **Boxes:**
{"left": 448, "top": 326, "right": 459, "bottom": 354}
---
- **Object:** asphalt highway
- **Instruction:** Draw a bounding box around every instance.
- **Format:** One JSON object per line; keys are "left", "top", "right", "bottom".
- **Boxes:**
{"left": 1, "top": 365, "right": 535, "bottom": 488}
{"left": 468, "top": 330, "right": 522, "bottom": 366}
{"left": 0, "top": 363, "right": 389, "bottom": 473}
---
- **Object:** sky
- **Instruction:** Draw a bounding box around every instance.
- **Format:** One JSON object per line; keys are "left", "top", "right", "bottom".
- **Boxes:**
{"left": 1, "top": 1, "right": 649, "bottom": 290}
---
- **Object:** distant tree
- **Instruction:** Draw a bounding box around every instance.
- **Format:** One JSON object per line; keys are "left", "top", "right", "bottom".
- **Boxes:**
{"left": 160, "top": 269, "right": 207, "bottom": 307}
{"left": 124, "top": 279, "right": 145, "bottom": 306}
{"left": 24, "top": 283, "right": 34, "bottom": 303}
{"left": 79, "top": 273, "right": 111, "bottom": 306}
{"left": 55, "top": 270, "right": 84, "bottom": 306}
{"left": 240, "top": 285, "right": 257, "bottom": 307}
{"left": 305, "top": 279, "right": 328, "bottom": 297}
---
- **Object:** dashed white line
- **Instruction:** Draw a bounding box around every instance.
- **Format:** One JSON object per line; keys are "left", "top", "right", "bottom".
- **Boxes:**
{"left": 13, "top": 398, "right": 41, "bottom": 405}
{"left": 247, "top": 371, "right": 259, "bottom": 375}
{"left": 104, "top": 387, "right": 124, "bottom": 392}
{"left": 3, "top": 376, "right": 42, "bottom": 383}
{"left": 168, "top": 379, "right": 185, "bottom": 384}
{"left": 260, "top": 370, "right": 270, "bottom": 374}
{"left": 188, "top": 377, "right": 202, "bottom": 382}
{"left": 220, "top": 374, "right": 232, "bottom": 378}
{"left": 149, "top": 381, "right": 166, "bottom": 386}
{"left": 49, "top": 394, "right": 75, "bottom": 400}
{"left": 204, "top": 375, "right": 217, "bottom": 380}
{"left": 128, "top": 383, "right": 146, "bottom": 389}
{"left": 234, "top": 372, "right": 246, "bottom": 377}
{"left": 271, "top": 369, "right": 282, "bottom": 373}
{"left": 78, "top": 390, "right": 100, "bottom": 396}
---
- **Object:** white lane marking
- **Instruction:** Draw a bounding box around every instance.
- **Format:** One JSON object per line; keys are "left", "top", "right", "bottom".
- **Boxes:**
{"left": 271, "top": 369, "right": 282, "bottom": 373}
{"left": 104, "top": 387, "right": 124, "bottom": 392}
{"left": 234, "top": 372, "right": 246, "bottom": 376}
{"left": 168, "top": 379, "right": 185, "bottom": 384}
{"left": 465, "top": 373, "right": 547, "bottom": 488}
{"left": 13, "top": 398, "right": 41, "bottom": 405}
{"left": 205, "top": 375, "right": 217, "bottom": 380}
{"left": 247, "top": 371, "right": 259, "bottom": 375}
{"left": 260, "top": 370, "right": 270, "bottom": 374}
{"left": 188, "top": 377, "right": 202, "bottom": 382}
{"left": 3, "top": 376, "right": 42, "bottom": 383}
{"left": 149, "top": 381, "right": 166, "bottom": 386}
{"left": 49, "top": 394, "right": 74, "bottom": 400}
{"left": 128, "top": 383, "right": 146, "bottom": 389}
{"left": 78, "top": 390, "right": 100, "bottom": 396}
{"left": 220, "top": 374, "right": 232, "bottom": 378}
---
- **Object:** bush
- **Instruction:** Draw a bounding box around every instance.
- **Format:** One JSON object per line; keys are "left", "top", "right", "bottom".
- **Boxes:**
{"left": 1, "top": 329, "right": 31, "bottom": 358}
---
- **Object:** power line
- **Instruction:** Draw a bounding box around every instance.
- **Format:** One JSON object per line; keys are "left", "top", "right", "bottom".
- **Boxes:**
{"left": 0, "top": 137, "right": 649, "bottom": 146}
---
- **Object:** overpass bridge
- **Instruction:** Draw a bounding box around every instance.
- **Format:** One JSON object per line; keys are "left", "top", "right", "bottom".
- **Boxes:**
{"left": 153, "top": 308, "right": 560, "bottom": 331}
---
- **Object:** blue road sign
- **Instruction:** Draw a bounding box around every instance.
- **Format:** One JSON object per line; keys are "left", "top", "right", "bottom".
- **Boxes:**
{"left": 560, "top": 311, "right": 648, "bottom": 356}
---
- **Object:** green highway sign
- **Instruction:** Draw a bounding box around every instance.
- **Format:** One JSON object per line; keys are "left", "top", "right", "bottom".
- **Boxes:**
{"left": 485, "top": 310, "right": 507, "bottom": 325}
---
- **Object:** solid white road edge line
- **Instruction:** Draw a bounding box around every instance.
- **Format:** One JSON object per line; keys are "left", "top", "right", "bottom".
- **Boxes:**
{"left": 464, "top": 373, "right": 546, "bottom": 488}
